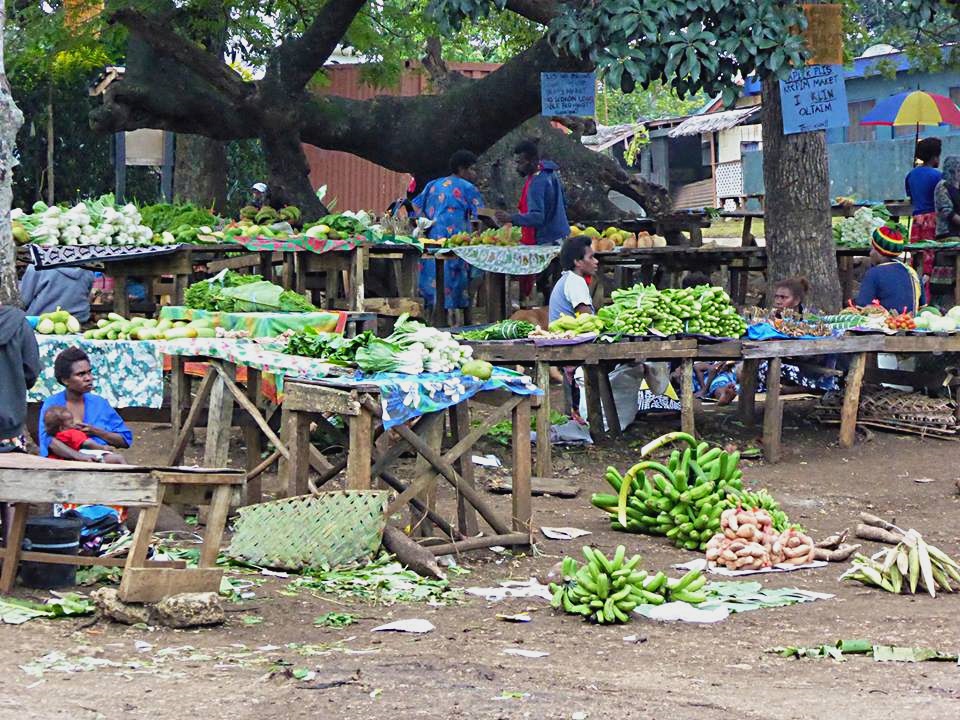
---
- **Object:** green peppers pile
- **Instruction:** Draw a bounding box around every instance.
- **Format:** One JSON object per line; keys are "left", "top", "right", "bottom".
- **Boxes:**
{"left": 550, "top": 545, "right": 706, "bottom": 624}
{"left": 598, "top": 284, "right": 746, "bottom": 338}
{"left": 591, "top": 433, "right": 790, "bottom": 552}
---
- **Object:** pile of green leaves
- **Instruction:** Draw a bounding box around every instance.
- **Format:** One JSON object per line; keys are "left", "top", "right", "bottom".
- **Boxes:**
{"left": 485, "top": 410, "right": 569, "bottom": 445}
{"left": 458, "top": 319, "right": 536, "bottom": 341}
{"left": 0, "top": 593, "right": 94, "bottom": 625}
{"left": 285, "top": 328, "right": 375, "bottom": 364}
{"left": 278, "top": 290, "right": 319, "bottom": 313}
{"left": 184, "top": 271, "right": 263, "bottom": 311}
{"left": 139, "top": 202, "right": 219, "bottom": 235}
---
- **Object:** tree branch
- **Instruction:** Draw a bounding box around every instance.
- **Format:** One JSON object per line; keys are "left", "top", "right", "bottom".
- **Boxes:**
{"left": 504, "top": 0, "right": 560, "bottom": 25}
{"left": 420, "top": 37, "right": 468, "bottom": 92}
{"left": 109, "top": 8, "right": 252, "bottom": 105}
{"left": 269, "top": 0, "right": 370, "bottom": 92}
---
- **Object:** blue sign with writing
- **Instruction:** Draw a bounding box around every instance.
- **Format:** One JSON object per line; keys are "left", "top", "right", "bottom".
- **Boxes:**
{"left": 541, "top": 72, "right": 596, "bottom": 117}
{"left": 779, "top": 64, "right": 849, "bottom": 135}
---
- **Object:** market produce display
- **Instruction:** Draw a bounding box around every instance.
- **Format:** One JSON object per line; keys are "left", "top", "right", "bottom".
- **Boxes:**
{"left": 598, "top": 284, "right": 746, "bottom": 337}
{"left": 82, "top": 314, "right": 216, "bottom": 341}
{"left": 286, "top": 329, "right": 376, "bottom": 365}
{"left": 833, "top": 206, "right": 904, "bottom": 248}
{"left": 549, "top": 545, "right": 707, "bottom": 624}
{"left": 14, "top": 195, "right": 155, "bottom": 246}
{"left": 591, "top": 433, "right": 791, "bottom": 552}
{"left": 443, "top": 227, "right": 520, "bottom": 247}
{"left": 457, "top": 320, "right": 536, "bottom": 341}
{"left": 705, "top": 509, "right": 815, "bottom": 571}
{"left": 842, "top": 528, "right": 960, "bottom": 598}
{"left": 184, "top": 272, "right": 316, "bottom": 313}
{"left": 745, "top": 308, "right": 832, "bottom": 337}
{"left": 34, "top": 308, "right": 81, "bottom": 335}
{"left": 913, "top": 306, "right": 960, "bottom": 333}
{"left": 569, "top": 225, "right": 666, "bottom": 250}
{"left": 138, "top": 202, "right": 221, "bottom": 244}
{"left": 547, "top": 313, "right": 604, "bottom": 335}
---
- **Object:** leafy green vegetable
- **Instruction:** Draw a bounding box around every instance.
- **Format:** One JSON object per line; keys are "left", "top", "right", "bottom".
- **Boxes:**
{"left": 278, "top": 289, "right": 318, "bottom": 312}
{"left": 484, "top": 410, "right": 569, "bottom": 445}
{"left": 313, "top": 612, "right": 357, "bottom": 628}
{"left": 285, "top": 329, "right": 375, "bottom": 364}
{"left": 355, "top": 338, "right": 424, "bottom": 374}
{"left": 458, "top": 319, "right": 536, "bottom": 341}
{"left": 139, "top": 202, "right": 219, "bottom": 237}
{"left": 184, "top": 271, "right": 263, "bottom": 311}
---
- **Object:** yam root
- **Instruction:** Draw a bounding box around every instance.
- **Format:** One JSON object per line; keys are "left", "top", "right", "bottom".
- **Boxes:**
{"left": 815, "top": 529, "right": 849, "bottom": 549}
{"left": 859, "top": 513, "right": 902, "bottom": 534}
{"left": 813, "top": 543, "right": 862, "bottom": 563}
{"left": 855, "top": 523, "right": 904, "bottom": 545}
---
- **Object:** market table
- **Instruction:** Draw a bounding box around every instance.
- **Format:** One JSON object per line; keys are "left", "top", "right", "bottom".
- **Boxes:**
{"left": 0, "top": 453, "right": 244, "bottom": 601}
{"left": 466, "top": 338, "right": 698, "bottom": 478}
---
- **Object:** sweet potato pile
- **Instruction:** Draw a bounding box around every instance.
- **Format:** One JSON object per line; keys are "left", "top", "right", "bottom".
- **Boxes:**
{"left": 705, "top": 507, "right": 815, "bottom": 570}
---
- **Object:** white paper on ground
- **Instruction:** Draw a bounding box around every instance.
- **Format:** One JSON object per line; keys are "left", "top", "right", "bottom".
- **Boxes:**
{"left": 540, "top": 526, "right": 592, "bottom": 540}
{"left": 502, "top": 648, "right": 549, "bottom": 658}
{"left": 371, "top": 619, "right": 435, "bottom": 634}
{"left": 673, "top": 557, "right": 828, "bottom": 577}
{"left": 465, "top": 578, "right": 553, "bottom": 603}
{"left": 472, "top": 454, "right": 502, "bottom": 468}
{"left": 633, "top": 601, "right": 730, "bottom": 624}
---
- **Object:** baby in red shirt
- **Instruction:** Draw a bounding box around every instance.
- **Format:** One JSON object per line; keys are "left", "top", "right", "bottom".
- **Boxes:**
{"left": 44, "top": 406, "right": 126, "bottom": 464}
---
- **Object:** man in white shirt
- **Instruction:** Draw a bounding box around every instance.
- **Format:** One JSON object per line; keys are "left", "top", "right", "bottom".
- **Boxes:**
{"left": 548, "top": 235, "right": 597, "bottom": 323}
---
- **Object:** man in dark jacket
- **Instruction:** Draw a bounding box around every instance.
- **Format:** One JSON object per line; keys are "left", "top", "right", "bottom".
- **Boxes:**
{"left": 0, "top": 305, "right": 40, "bottom": 451}
{"left": 495, "top": 140, "right": 570, "bottom": 245}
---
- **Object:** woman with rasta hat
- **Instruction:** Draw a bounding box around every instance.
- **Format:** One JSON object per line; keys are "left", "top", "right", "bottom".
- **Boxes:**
{"left": 855, "top": 227, "right": 921, "bottom": 315}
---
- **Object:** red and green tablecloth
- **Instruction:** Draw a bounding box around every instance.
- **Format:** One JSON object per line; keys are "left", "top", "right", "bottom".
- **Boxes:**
{"left": 234, "top": 232, "right": 423, "bottom": 254}
{"left": 158, "top": 307, "right": 346, "bottom": 338}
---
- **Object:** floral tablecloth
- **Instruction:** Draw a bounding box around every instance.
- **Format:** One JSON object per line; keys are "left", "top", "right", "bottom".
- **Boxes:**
{"left": 158, "top": 307, "right": 346, "bottom": 337}
{"left": 160, "top": 338, "right": 541, "bottom": 427}
{"left": 30, "top": 336, "right": 165, "bottom": 408}
{"left": 444, "top": 245, "right": 559, "bottom": 275}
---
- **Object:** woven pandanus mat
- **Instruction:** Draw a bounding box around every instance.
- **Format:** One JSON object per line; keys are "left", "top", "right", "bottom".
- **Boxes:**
{"left": 227, "top": 491, "right": 388, "bottom": 570}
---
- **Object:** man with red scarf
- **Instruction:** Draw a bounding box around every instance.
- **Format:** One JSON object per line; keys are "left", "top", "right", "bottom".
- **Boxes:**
{"left": 495, "top": 140, "right": 571, "bottom": 297}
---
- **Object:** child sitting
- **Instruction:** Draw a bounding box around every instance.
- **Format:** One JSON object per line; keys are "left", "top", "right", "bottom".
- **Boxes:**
{"left": 44, "top": 406, "right": 126, "bottom": 464}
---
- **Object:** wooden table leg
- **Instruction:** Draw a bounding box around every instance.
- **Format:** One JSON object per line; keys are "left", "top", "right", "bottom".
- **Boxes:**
{"left": 169, "top": 357, "right": 187, "bottom": 457}
{"left": 400, "top": 252, "right": 420, "bottom": 299}
{"left": 346, "top": 402, "right": 374, "bottom": 490}
{"left": 279, "top": 406, "right": 311, "bottom": 497}
{"left": 0, "top": 504, "right": 28, "bottom": 594}
{"left": 203, "top": 363, "right": 235, "bottom": 469}
{"left": 954, "top": 255, "right": 960, "bottom": 307}
{"left": 534, "top": 361, "right": 553, "bottom": 478}
{"left": 348, "top": 246, "right": 366, "bottom": 312}
{"left": 244, "top": 368, "right": 263, "bottom": 505}
{"left": 762, "top": 357, "right": 783, "bottom": 463}
{"left": 680, "top": 357, "right": 696, "bottom": 436}
{"left": 839, "top": 352, "right": 866, "bottom": 448}
{"left": 411, "top": 411, "right": 444, "bottom": 537}
{"left": 431, "top": 258, "right": 446, "bottom": 327}
{"left": 449, "top": 403, "right": 479, "bottom": 536}
{"left": 485, "top": 272, "right": 506, "bottom": 321}
{"left": 173, "top": 273, "right": 189, "bottom": 307}
{"left": 113, "top": 274, "right": 129, "bottom": 317}
{"left": 597, "top": 363, "right": 622, "bottom": 439}
{"left": 199, "top": 485, "right": 233, "bottom": 568}
{"left": 583, "top": 365, "right": 606, "bottom": 443}
{"left": 511, "top": 397, "right": 533, "bottom": 536}
{"left": 739, "top": 358, "right": 759, "bottom": 427}
{"left": 122, "top": 486, "right": 165, "bottom": 574}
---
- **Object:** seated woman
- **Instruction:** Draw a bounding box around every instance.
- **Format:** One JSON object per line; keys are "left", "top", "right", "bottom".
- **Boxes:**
{"left": 758, "top": 276, "right": 838, "bottom": 393}
{"left": 38, "top": 347, "right": 132, "bottom": 458}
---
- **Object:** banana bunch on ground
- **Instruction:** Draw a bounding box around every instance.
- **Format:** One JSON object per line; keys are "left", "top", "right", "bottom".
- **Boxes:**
{"left": 841, "top": 529, "right": 960, "bottom": 598}
{"left": 550, "top": 545, "right": 706, "bottom": 624}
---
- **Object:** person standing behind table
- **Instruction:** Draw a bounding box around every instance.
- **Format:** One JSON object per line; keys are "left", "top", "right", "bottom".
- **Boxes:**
{"left": 855, "top": 227, "right": 921, "bottom": 314}
{"left": 411, "top": 150, "right": 485, "bottom": 322}
{"left": 20, "top": 265, "right": 95, "bottom": 323}
{"left": 495, "top": 140, "right": 571, "bottom": 300}
{"left": 905, "top": 138, "right": 943, "bottom": 301}
{"left": 934, "top": 155, "right": 960, "bottom": 240}
{"left": 250, "top": 182, "right": 268, "bottom": 208}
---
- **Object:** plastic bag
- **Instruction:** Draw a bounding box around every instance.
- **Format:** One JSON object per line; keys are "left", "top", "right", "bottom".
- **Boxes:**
{"left": 218, "top": 281, "right": 283, "bottom": 312}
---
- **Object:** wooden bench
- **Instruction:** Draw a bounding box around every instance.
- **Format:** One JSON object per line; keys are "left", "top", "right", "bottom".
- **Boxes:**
{"left": 0, "top": 454, "right": 244, "bottom": 602}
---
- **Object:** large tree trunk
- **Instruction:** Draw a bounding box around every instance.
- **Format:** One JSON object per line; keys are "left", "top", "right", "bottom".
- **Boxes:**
{"left": 0, "top": 0, "right": 24, "bottom": 306}
{"left": 761, "top": 73, "right": 840, "bottom": 312}
{"left": 173, "top": 134, "right": 227, "bottom": 211}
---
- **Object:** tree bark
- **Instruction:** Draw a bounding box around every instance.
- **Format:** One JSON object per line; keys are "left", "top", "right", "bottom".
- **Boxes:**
{"left": 760, "top": 73, "right": 840, "bottom": 312}
{"left": 0, "top": 0, "right": 24, "bottom": 306}
{"left": 173, "top": 134, "right": 227, "bottom": 211}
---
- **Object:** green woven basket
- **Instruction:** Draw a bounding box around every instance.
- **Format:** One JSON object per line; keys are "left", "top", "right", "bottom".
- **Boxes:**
{"left": 227, "top": 491, "right": 388, "bottom": 570}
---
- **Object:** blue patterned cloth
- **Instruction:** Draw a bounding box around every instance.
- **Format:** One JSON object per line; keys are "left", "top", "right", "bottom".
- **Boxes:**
{"left": 324, "top": 367, "right": 541, "bottom": 429}
{"left": 412, "top": 175, "right": 484, "bottom": 309}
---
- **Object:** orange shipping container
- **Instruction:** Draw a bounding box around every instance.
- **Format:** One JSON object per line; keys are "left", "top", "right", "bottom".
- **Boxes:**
{"left": 306, "top": 62, "right": 499, "bottom": 212}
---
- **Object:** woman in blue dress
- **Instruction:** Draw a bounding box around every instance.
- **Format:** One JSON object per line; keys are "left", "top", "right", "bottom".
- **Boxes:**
{"left": 412, "top": 150, "right": 484, "bottom": 319}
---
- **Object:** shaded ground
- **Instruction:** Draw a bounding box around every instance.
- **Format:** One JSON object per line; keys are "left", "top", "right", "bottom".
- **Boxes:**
{"left": 2, "top": 398, "right": 960, "bottom": 720}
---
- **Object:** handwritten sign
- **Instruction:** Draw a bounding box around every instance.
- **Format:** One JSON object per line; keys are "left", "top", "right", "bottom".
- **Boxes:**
{"left": 779, "top": 64, "right": 849, "bottom": 135}
{"left": 541, "top": 72, "right": 596, "bottom": 117}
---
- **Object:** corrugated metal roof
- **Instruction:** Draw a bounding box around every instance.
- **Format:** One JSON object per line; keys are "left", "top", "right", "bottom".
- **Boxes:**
{"left": 582, "top": 123, "right": 640, "bottom": 151}
{"left": 668, "top": 107, "right": 761, "bottom": 137}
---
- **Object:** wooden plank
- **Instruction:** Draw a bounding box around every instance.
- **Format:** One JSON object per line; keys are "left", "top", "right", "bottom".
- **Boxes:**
{"left": 741, "top": 336, "right": 884, "bottom": 359}
{"left": 167, "top": 368, "right": 215, "bottom": 466}
{"left": 279, "top": 407, "right": 311, "bottom": 498}
{"left": 839, "top": 352, "right": 866, "bottom": 449}
{"left": 243, "top": 368, "right": 263, "bottom": 505}
{"left": 534, "top": 361, "right": 553, "bottom": 479}
{"left": 467, "top": 339, "right": 698, "bottom": 364}
{"left": 597, "top": 364, "right": 623, "bottom": 439}
{"left": 762, "top": 357, "right": 783, "bottom": 463}
{"left": 120, "top": 485, "right": 165, "bottom": 589}
{"left": 410, "top": 411, "right": 445, "bottom": 536}
{"left": 0, "top": 504, "right": 28, "bottom": 593}
{"left": 118, "top": 568, "right": 223, "bottom": 604}
{"left": 488, "top": 476, "right": 581, "bottom": 498}
{"left": 450, "top": 403, "right": 480, "bottom": 537}
{"left": 738, "top": 358, "right": 759, "bottom": 427}
{"left": 152, "top": 471, "right": 244, "bottom": 486}
{"left": 680, "top": 357, "right": 696, "bottom": 436}
{"left": 583, "top": 365, "right": 606, "bottom": 443}
{"left": 346, "top": 403, "right": 374, "bottom": 490}
{"left": 200, "top": 485, "right": 233, "bottom": 568}
{"left": 0, "top": 471, "right": 159, "bottom": 505}
{"left": 425, "top": 532, "right": 530, "bottom": 556}
{"left": 169, "top": 357, "right": 188, "bottom": 446}
{"left": 162, "top": 483, "right": 243, "bottom": 508}
{"left": 283, "top": 382, "right": 361, "bottom": 415}
{"left": 17, "top": 552, "right": 185, "bottom": 569}
{"left": 511, "top": 397, "right": 533, "bottom": 535}
{"left": 212, "top": 362, "right": 289, "bottom": 461}
{"left": 203, "top": 365, "right": 236, "bottom": 469}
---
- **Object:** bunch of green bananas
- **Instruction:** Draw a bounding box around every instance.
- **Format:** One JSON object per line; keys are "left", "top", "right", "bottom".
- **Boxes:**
{"left": 591, "top": 432, "right": 789, "bottom": 552}
{"left": 550, "top": 545, "right": 706, "bottom": 624}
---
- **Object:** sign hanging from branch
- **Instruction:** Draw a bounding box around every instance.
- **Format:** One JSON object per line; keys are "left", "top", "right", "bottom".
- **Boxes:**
{"left": 541, "top": 72, "right": 596, "bottom": 118}
{"left": 779, "top": 65, "right": 849, "bottom": 135}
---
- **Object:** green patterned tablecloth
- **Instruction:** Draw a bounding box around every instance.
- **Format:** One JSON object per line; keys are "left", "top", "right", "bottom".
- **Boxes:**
{"left": 30, "top": 336, "right": 165, "bottom": 408}
{"left": 159, "top": 307, "right": 345, "bottom": 337}
{"left": 445, "top": 245, "right": 559, "bottom": 275}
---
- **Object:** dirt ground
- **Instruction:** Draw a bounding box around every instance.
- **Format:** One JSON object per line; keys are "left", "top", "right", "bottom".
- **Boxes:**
{"left": 2, "top": 396, "right": 960, "bottom": 720}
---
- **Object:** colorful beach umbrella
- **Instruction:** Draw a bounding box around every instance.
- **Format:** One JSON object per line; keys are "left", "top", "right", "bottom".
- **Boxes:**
{"left": 859, "top": 90, "right": 960, "bottom": 127}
